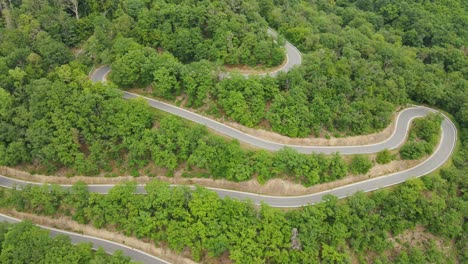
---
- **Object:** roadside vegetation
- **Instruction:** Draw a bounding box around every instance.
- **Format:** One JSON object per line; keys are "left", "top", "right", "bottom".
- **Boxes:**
{"left": 0, "top": 221, "right": 136, "bottom": 263}
{"left": 376, "top": 149, "right": 394, "bottom": 164}
{"left": 0, "top": 149, "right": 465, "bottom": 263}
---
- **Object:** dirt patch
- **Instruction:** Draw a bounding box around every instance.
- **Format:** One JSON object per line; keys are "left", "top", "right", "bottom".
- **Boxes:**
{"left": 0, "top": 166, "right": 154, "bottom": 185}
{"left": 0, "top": 209, "right": 197, "bottom": 264}
{"left": 387, "top": 226, "right": 455, "bottom": 260}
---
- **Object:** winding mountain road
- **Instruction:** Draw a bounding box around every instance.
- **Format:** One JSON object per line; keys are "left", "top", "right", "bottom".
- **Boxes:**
{"left": 1, "top": 67, "right": 458, "bottom": 207}
{"left": 2, "top": 28, "right": 458, "bottom": 206}
{"left": 0, "top": 214, "right": 169, "bottom": 264}
{"left": 0, "top": 26, "right": 458, "bottom": 264}
{"left": 261, "top": 28, "right": 302, "bottom": 76}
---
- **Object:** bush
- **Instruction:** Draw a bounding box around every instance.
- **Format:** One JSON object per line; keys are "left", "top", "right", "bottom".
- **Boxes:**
{"left": 376, "top": 149, "right": 393, "bottom": 164}
{"left": 350, "top": 155, "right": 373, "bottom": 175}
{"left": 400, "top": 141, "right": 433, "bottom": 160}
{"left": 413, "top": 114, "right": 442, "bottom": 145}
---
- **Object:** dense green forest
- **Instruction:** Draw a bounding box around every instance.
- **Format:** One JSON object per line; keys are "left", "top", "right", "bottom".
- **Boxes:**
{"left": 0, "top": 52, "right": 354, "bottom": 184}
{"left": 0, "top": 0, "right": 455, "bottom": 183}
{"left": 106, "top": 0, "right": 467, "bottom": 138}
{"left": 1, "top": 151, "right": 465, "bottom": 263}
{"left": 0, "top": 221, "right": 136, "bottom": 263}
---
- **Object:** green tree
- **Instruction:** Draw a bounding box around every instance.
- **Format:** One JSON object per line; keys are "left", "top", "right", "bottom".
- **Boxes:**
{"left": 152, "top": 67, "right": 179, "bottom": 99}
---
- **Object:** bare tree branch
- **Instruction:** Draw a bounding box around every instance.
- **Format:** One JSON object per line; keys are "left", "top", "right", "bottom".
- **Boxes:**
{"left": 62, "top": 0, "right": 79, "bottom": 20}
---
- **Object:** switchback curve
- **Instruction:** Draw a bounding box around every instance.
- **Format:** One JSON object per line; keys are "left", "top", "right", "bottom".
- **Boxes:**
{"left": 0, "top": 113, "right": 456, "bottom": 207}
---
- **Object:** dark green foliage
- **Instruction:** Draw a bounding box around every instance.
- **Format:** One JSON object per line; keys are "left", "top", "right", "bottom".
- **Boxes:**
{"left": 4, "top": 0, "right": 464, "bottom": 141}
{"left": 349, "top": 155, "right": 373, "bottom": 175}
{"left": 376, "top": 149, "right": 393, "bottom": 164}
{"left": 79, "top": 0, "right": 464, "bottom": 139}
{"left": 255, "top": 0, "right": 467, "bottom": 137}
{"left": 215, "top": 75, "right": 277, "bottom": 127}
{"left": 0, "top": 35, "right": 351, "bottom": 186}
{"left": 0, "top": 221, "right": 135, "bottom": 263}
{"left": 94, "top": 0, "right": 284, "bottom": 66}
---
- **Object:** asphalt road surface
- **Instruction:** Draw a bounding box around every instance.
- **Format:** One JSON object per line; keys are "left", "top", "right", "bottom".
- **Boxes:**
{"left": 0, "top": 214, "right": 169, "bottom": 264}
{"left": 264, "top": 28, "right": 302, "bottom": 76}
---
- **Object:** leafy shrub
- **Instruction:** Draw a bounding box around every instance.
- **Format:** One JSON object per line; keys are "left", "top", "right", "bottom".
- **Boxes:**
{"left": 412, "top": 114, "right": 443, "bottom": 145}
{"left": 350, "top": 155, "right": 373, "bottom": 175}
{"left": 376, "top": 149, "right": 393, "bottom": 164}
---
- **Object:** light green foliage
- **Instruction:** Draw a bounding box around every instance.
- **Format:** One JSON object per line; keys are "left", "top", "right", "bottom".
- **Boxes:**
{"left": 412, "top": 114, "right": 443, "bottom": 145}
{"left": 0, "top": 221, "right": 135, "bottom": 263}
{"left": 350, "top": 155, "right": 373, "bottom": 175}
{"left": 376, "top": 149, "right": 393, "bottom": 164}
{"left": 181, "top": 60, "right": 216, "bottom": 107}
{"left": 216, "top": 75, "right": 277, "bottom": 128}
{"left": 152, "top": 67, "right": 180, "bottom": 99}
{"left": 0, "top": 88, "right": 12, "bottom": 119}
{"left": 400, "top": 141, "right": 433, "bottom": 160}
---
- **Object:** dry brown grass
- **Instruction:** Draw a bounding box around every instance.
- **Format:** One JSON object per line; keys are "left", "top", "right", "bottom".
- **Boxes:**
{"left": 160, "top": 158, "right": 422, "bottom": 196}
{"left": 0, "top": 166, "right": 154, "bottom": 185}
{"left": 223, "top": 56, "right": 288, "bottom": 75}
{"left": 0, "top": 209, "right": 197, "bottom": 264}
{"left": 224, "top": 111, "right": 399, "bottom": 146}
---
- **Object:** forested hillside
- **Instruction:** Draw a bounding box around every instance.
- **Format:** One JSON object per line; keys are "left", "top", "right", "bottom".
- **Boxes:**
{"left": 84, "top": 0, "right": 285, "bottom": 66}
{"left": 106, "top": 0, "right": 467, "bottom": 138}
{"left": 257, "top": 0, "right": 467, "bottom": 136}
{"left": 0, "top": 0, "right": 465, "bottom": 175}
{"left": 0, "top": 0, "right": 466, "bottom": 263}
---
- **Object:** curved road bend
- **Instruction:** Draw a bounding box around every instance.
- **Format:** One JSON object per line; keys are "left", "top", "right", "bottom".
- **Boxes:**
{"left": 0, "top": 214, "right": 169, "bottom": 264}
{"left": 265, "top": 28, "right": 302, "bottom": 76}
{"left": 122, "top": 93, "right": 441, "bottom": 155}
{"left": 25, "top": 34, "right": 459, "bottom": 207}
{"left": 91, "top": 67, "right": 450, "bottom": 155}
{"left": 0, "top": 115, "right": 456, "bottom": 207}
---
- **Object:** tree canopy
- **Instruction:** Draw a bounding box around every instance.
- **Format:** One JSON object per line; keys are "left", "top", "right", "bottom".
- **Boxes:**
{"left": 0, "top": 221, "right": 136, "bottom": 264}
